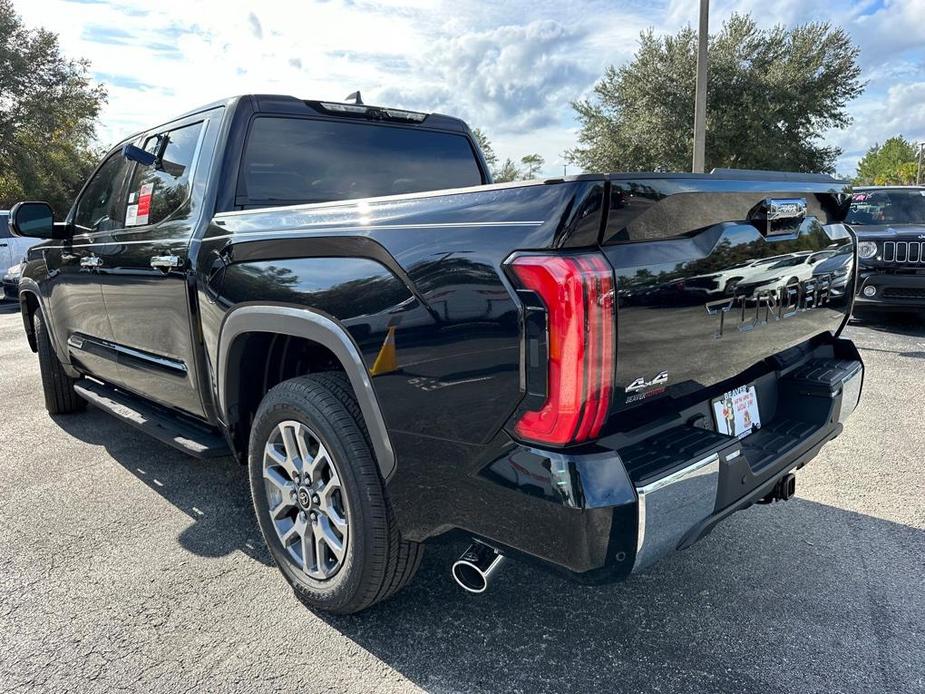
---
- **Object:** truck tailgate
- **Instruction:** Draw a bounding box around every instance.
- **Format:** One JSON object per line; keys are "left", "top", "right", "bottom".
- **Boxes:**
{"left": 597, "top": 174, "right": 854, "bottom": 419}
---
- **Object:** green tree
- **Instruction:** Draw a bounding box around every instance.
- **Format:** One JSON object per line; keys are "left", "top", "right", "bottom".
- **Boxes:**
{"left": 473, "top": 129, "right": 546, "bottom": 181}
{"left": 0, "top": 0, "right": 107, "bottom": 215}
{"left": 520, "top": 154, "right": 545, "bottom": 179}
{"left": 492, "top": 158, "right": 521, "bottom": 183}
{"left": 471, "top": 127, "right": 497, "bottom": 170}
{"left": 855, "top": 136, "right": 921, "bottom": 185}
{"left": 566, "top": 13, "right": 863, "bottom": 174}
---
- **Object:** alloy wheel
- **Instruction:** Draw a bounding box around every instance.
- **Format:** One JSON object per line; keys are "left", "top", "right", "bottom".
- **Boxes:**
{"left": 262, "top": 420, "right": 349, "bottom": 580}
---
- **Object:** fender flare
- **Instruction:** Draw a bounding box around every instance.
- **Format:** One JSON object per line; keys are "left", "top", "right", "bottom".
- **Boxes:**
{"left": 217, "top": 304, "right": 396, "bottom": 480}
{"left": 17, "top": 287, "right": 39, "bottom": 352}
{"left": 18, "top": 278, "right": 68, "bottom": 364}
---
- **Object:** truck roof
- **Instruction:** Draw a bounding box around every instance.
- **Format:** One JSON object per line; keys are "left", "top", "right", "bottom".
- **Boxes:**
{"left": 120, "top": 94, "right": 472, "bottom": 147}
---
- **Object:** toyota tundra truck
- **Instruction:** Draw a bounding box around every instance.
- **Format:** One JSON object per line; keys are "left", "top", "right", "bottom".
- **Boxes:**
{"left": 10, "top": 94, "right": 863, "bottom": 614}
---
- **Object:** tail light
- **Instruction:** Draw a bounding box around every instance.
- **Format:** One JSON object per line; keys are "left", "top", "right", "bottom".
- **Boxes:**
{"left": 508, "top": 252, "right": 616, "bottom": 446}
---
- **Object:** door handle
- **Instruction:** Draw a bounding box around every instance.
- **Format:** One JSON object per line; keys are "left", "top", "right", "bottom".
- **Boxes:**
{"left": 0, "top": 243, "right": 7, "bottom": 248}
{"left": 150, "top": 255, "right": 182, "bottom": 270}
{"left": 80, "top": 256, "right": 102, "bottom": 269}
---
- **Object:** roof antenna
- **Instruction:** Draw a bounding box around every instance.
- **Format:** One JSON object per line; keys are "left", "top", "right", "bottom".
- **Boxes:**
{"left": 345, "top": 91, "right": 363, "bottom": 105}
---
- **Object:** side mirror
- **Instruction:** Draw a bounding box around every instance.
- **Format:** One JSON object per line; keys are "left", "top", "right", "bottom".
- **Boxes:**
{"left": 9, "top": 201, "right": 57, "bottom": 239}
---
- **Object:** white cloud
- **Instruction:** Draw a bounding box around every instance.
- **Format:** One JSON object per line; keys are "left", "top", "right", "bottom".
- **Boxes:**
{"left": 852, "top": 0, "right": 925, "bottom": 66}
{"left": 831, "top": 80, "right": 925, "bottom": 173}
{"left": 376, "top": 20, "right": 596, "bottom": 133}
{"left": 12, "top": 0, "right": 925, "bottom": 178}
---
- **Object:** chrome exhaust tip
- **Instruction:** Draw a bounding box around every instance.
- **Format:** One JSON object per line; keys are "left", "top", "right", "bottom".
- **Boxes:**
{"left": 451, "top": 542, "right": 505, "bottom": 594}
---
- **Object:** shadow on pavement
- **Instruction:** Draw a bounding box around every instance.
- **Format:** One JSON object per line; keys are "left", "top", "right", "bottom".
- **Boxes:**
{"left": 50, "top": 409, "right": 272, "bottom": 567}
{"left": 321, "top": 499, "right": 923, "bottom": 694}
{"left": 0, "top": 301, "right": 20, "bottom": 315}
{"left": 848, "top": 311, "right": 925, "bottom": 338}
{"left": 35, "top": 351, "right": 923, "bottom": 692}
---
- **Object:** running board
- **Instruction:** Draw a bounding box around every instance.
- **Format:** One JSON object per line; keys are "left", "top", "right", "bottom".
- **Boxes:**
{"left": 73, "top": 379, "right": 231, "bottom": 459}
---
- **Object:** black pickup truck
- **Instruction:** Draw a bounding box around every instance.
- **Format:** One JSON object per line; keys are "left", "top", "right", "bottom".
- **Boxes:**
{"left": 10, "top": 94, "right": 863, "bottom": 614}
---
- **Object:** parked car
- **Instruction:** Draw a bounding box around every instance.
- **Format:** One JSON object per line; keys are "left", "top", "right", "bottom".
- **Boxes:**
{"left": 0, "top": 210, "right": 40, "bottom": 299}
{"left": 847, "top": 186, "right": 925, "bottom": 313}
{"left": 8, "top": 94, "right": 864, "bottom": 614}
{"left": 735, "top": 250, "right": 835, "bottom": 297}
{"left": 812, "top": 243, "right": 855, "bottom": 302}
{"left": 2, "top": 261, "right": 23, "bottom": 301}
{"left": 684, "top": 253, "right": 807, "bottom": 297}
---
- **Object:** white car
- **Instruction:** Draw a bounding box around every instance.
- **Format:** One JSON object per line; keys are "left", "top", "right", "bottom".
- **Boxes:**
{"left": 0, "top": 210, "right": 41, "bottom": 300}
{"left": 686, "top": 253, "right": 810, "bottom": 296}
{"left": 737, "top": 251, "right": 836, "bottom": 296}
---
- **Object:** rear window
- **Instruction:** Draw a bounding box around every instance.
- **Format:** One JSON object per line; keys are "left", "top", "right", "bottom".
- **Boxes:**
{"left": 847, "top": 190, "right": 925, "bottom": 225}
{"left": 238, "top": 117, "right": 484, "bottom": 206}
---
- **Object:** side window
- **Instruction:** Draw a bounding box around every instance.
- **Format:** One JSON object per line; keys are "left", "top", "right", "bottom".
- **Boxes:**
{"left": 0, "top": 215, "right": 10, "bottom": 239}
{"left": 73, "top": 151, "right": 134, "bottom": 232}
{"left": 125, "top": 122, "right": 203, "bottom": 227}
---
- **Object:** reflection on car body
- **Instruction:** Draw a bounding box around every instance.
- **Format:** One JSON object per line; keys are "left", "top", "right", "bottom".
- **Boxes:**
{"left": 812, "top": 244, "right": 854, "bottom": 302}
{"left": 705, "top": 272, "right": 834, "bottom": 338}
{"left": 733, "top": 250, "right": 835, "bottom": 298}
{"left": 683, "top": 253, "right": 806, "bottom": 299}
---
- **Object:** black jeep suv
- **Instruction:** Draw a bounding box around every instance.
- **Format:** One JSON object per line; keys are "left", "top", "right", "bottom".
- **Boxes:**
{"left": 848, "top": 186, "right": 925, "bottom": 313}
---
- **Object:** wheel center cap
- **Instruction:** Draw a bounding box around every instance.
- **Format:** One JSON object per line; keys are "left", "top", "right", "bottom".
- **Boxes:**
{"left": 297, "top": 486, "right": 313, "bottom": 510}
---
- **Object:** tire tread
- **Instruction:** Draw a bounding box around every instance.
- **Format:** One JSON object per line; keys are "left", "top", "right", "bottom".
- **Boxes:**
{"left": 251, "top": 371, "right": 421, "bottom": 613}
{"left": 309, "top": 372, "right": 424, "bottom": 603}
{"left": 34, "top": 311, "right": 85, "bottom": 415}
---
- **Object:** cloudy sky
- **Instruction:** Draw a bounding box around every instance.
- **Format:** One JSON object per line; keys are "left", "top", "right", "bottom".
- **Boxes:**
{"left": 15, "top": 0, "right": 925, "bottom": 177}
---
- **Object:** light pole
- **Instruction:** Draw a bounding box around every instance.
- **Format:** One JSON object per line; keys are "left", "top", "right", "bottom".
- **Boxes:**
{"left": 692, "top": 0, "right": 709, "bottom": 173}
{"left": 917, "top": 142, "right": 924, "bottom": 185}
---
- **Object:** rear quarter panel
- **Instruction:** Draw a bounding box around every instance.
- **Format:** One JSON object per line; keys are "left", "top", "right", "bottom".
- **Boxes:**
{"left": 203, "top": 181, "right": 603, "bottom": 445}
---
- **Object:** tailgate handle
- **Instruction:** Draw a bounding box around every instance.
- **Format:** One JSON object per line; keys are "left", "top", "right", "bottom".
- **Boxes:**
{"left": 750, "top": 198, "right": 807, "bottom": 236}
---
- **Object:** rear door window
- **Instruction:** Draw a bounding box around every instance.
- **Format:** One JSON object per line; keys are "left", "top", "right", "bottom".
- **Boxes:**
{"left": 238, "top": 117, "right": 484, "bottom": 206}
{"left": 125, "top": 122, "right": 203, "bottom": 227}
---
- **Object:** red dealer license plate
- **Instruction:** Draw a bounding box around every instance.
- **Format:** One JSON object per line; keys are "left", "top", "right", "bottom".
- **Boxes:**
{"left": 712, "top": 385, "right": 761, "bottom": 439}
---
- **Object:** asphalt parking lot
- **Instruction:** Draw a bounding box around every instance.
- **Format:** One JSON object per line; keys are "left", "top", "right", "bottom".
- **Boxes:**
{"left": 0, "top": 301, "right": 923, "bottom": 694}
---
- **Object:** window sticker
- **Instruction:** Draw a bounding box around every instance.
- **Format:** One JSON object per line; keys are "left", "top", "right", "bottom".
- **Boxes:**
{"left": 126, "top": 204, "right": 138, "bottom": 226}
{"left": 136, "top": 182, "right": 153, "bottom": 226}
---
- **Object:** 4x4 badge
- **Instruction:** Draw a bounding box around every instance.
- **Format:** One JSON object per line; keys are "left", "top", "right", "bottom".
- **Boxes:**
{"left": 626, "top": 371, "right": 669, "bottom": 394}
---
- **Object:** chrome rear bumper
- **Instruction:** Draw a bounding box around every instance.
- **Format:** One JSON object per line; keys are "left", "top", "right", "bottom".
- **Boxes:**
{"left": 631, "top": 360, "right": 863, "bottom": 575}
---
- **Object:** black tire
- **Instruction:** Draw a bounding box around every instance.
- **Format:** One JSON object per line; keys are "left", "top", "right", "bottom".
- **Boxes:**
{"left": 33, "top": 309, "right": 86, "bottom": 415}
{"left": 724, "top": 276, "right": 743, "bottom": 295}
{"left": 248, "top": 372, "right": 422, "bottom": 614}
